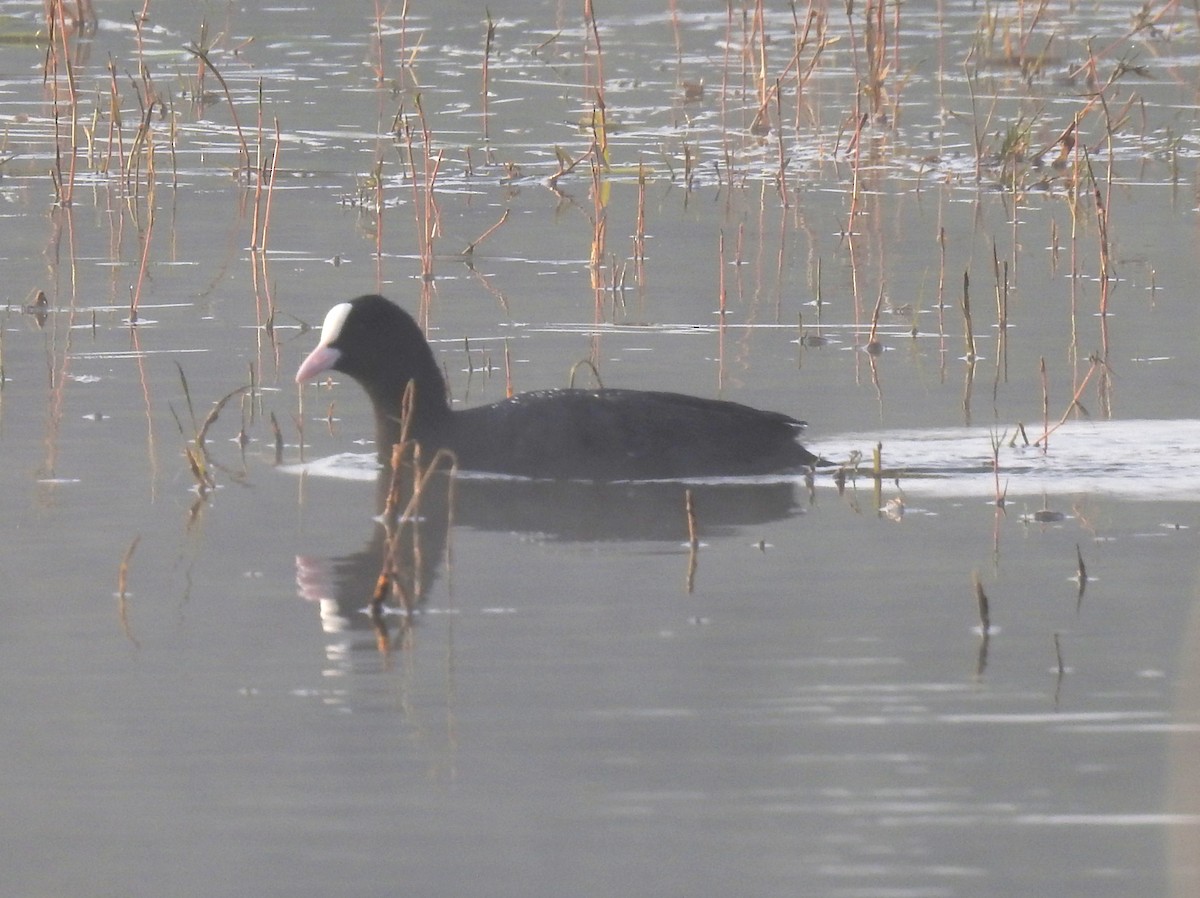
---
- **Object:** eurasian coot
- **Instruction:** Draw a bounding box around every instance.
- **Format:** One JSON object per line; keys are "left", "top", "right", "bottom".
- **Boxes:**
{"left": 296, "top": 294, "right": 823, "bottom": 480}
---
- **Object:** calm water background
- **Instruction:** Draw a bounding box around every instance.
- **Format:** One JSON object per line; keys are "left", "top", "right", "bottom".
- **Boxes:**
{"left": 1, "top": 1, "right": 1199, "bottom": 895}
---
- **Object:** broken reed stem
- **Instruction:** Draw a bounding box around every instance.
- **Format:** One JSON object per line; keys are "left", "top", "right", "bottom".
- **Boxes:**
{"left": 1033, "top": 356, "right": 1106, "bottom": 448}
{"left": 391, "top": 448, "right": 458, "bottom": 532}
{"left": 117, "top": 534, "right": 141, "bottom": 599}
{"left": 175, "top": 362, "right": 199, "bottom": 432}
{"left": 547, "top": 136, "right": 597, "bottom": 190}
{"left": 567, "top": 359, "right": 604, "bottom": 389}
{"left": 462, "top": 208, "right": 510, "bottom": 257}
{"left": 184, "top": 44, "right": 251, "bottom": 172}
{"left": 973, "top": 570, "right": 990, "bottom": 635}
{"left": 960, "top": 269, "right": 976, "bottom": 361}
{"left": 684, "top": 488, "right": 699, "bottom": 549}
{"left": 116, "top": 533, "right": 141, "bottom": 648}
{"left": 193, "top": 384, "right": 252, "bottom": 458}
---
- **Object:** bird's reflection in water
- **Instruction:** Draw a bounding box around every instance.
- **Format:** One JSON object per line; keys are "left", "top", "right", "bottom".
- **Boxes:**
{"left": 296, "top": 457, "right": 812, "bottom": 664}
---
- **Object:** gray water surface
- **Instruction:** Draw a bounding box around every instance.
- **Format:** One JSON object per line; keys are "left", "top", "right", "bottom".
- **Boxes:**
{"left": 1, "top": 2, "right": 1198, "bottom": 896}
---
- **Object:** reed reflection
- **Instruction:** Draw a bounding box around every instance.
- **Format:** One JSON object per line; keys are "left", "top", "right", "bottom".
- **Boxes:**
{"left": 295, "top": 455, "right": 809, "bottom": 662}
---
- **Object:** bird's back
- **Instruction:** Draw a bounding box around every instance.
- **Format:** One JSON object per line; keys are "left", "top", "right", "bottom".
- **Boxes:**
{"left": 447, "top": 389, "right": 816, "bottom": 480}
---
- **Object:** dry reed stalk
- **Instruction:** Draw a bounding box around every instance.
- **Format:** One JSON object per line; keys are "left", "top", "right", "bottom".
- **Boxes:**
{"left": 753, "top": 0, "right": 768, "bottom": 111}
{"left": 373, "top": 388, "right": 458, "bottom": 639}
{"left": 989, "top": 429, "right": 1008, "bottom": 507}
{"left": 45, "top": 5, "right": 81, "bottom": 206}
{"left": 124, "top": 88, "right": 159, "bottom": 205}
{"left": 1080, "top": 145, "right": 1113, "bottom": 313}
{"left": 844, "top": 112, "right": 868, "bottom": 230}
{"left": 102, "top": 60, "right": 127, "bottom": 177}
{"left": 129, "top": 173, "right": 155, "bottom": 324}
{"left": 1039, "top": 356, "right": 1049, "bottom": 451}
{"left": 269, "top": 411, "right": 283, "bottom": 464}
{"left": 250, "top": 79, "right": 265, "bottom": 248}
{"left": 481, "top": 9, "right": 495, "bottom": 140}
{"left": 992, "top": 240, "right": 1008, "bottom": 383}
{"left": 163, "top": 93, "right": 179, "bottom": 189}
{"left": 588, "top": 156, "right": 607, "bottom": 292}
{"left": 871, "top": 442, "right": 884, "bottom": 514}
{"left": 717, "top": 231, "right": 727, "bottom": 319}
{"left": 547, "top": 136, "right": 597, "bottom": 190}
{"left": 252, "top": 120, "right": 283, "bottom": 327}
{"left": 862, "top": 0, "right": 890, "bottom": 119}
{"left": 582, "top": 0, "right": 608, "bottom": 156}
{"left": 257, "top": 118, "right": 282, "bottom": 254}
{"left": 371, "top": 157, "right": 385, "bottom": 279}
{"left": 774, "top": 80, "right": 789, "bottom": 206}
{"left": 503, "top": 338, "right": 513, "bottom": 398}
{"left": 401, "top": 97, "right": 444, "bottom": 282}
{"left": 633, "top": 161, "right": 647, "bottom": 288}
{"left": 133, "top": 0, "right": 150, "bottom": 48}
{"left": 371, "top": 0, "right": 387, "bottom": 83}
{"left": 785, "top": 3, "right": 828, "bottom": 133}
